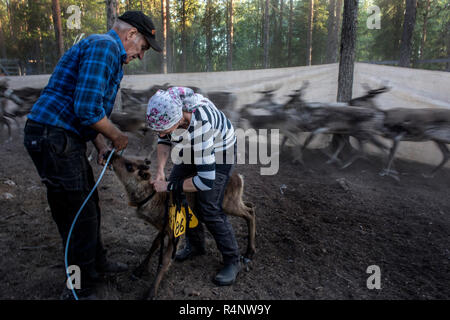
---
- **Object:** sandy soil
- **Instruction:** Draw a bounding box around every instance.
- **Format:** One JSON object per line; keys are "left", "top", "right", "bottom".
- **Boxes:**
{"left": 0, "top": 127, "right": 449, "bottom": 300}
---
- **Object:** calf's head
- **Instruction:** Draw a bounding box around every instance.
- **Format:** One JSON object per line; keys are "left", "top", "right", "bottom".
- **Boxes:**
{"left": 106, "top": 151, "right": 154, "bottom": 206}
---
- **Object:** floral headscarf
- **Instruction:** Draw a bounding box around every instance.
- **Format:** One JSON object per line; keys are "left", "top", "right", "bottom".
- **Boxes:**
{"left": 146, "top": 87, "right": 203, "bottom": 131}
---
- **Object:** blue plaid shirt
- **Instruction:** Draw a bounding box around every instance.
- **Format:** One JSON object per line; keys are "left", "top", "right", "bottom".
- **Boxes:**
{"left": 28, "top": 30, "right": 127, "bottom": 141}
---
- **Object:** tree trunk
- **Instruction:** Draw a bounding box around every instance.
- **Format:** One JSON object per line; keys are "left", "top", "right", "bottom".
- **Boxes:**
{"left": 256, "top": 0, "right": 260, "bottom": 52}
{"left": 399, "top": 0, "right": 417, "bottom": 67}
{"left": 181, "top": 0, "right": 187, "bottom": 72}
{"left": 446, "top": 21, "right": 450, "bottom": 72}
{"left": 419, "top": 0, "right": 430, "bottom": 60}
{"left": 52, "top": 0, "right": 64, "bottom": 59}
{"left": 333, "top": 0, "right": 359, "bottom": 155}
{"left": 306, "top": 0, "right": 314, "bottom": 66}
{"left": 106, "top": 0, "right": 118, "bottom": 31}
{"left": 0, "top": 15, "right": 6, "bottom": 59}
{"left": 161, "top": 0, "right": 168, "bottom": 74}
{"left": 332, "top": 0, "right": 342, "bottom": 63}
{"left": 206, "top": 0, "right": 213, "bottom": 72}
{"left": 166, "top": 0, "right": 172, "bottom": 73}
{"left": 263, "top": 0, "right": 269, "bottom": 68}
{"left": 269, "top": 0, "right": 277, "bottom": 67}
{"left": 337, "top": 0, "right": 358, "bottom": 103}
{"left": 6, "top": 0, "right": 14, "bottom": 40}
{"left": 287, "top": 0, "right": 293, "bottom": 66}
{"left": 278, "top": 0, "right": 284, "bottom": 67}
{"left": 226, "top": 0, "right": 234, "bottom": 71}
{"left": 38, "top": 27, "right": 44, "bottom": 73}
{"left": 325, "top": 0, "right": 336, "bottom": 64}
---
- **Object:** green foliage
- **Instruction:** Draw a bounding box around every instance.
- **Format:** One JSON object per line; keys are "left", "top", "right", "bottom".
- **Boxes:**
{"left": 0, "top": 0, "right": 448, "bottom": 75}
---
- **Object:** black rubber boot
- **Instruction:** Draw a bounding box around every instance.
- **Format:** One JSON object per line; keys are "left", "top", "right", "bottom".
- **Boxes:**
{"left": 175, "top": 239, "right": 206, "bottom": 262}
{"left": 60, "top": 286, "right": 98, "bottom": 300}
{"left": 60, "top": 266, "right": 102, "bottom": 300}
{"left": 96, "top": 259, "right": 128, "bottom": 274}
{"left": 213, "top": 261, "right": 241, "bottom": 286}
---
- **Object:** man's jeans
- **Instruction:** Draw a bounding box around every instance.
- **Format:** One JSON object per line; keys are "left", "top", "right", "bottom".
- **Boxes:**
{"left": 24, "top": 120, "right": 106, "bottom": 287}
{"left": 170, "top": 149, "right": 240, "bottom": 265}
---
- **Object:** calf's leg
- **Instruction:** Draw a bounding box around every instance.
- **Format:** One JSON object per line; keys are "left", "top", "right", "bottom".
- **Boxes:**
{"left": 133, "top": 232, "right": 164, "bottom": 278}
{"left": 145, "top": 236, "right": 175, "bottom": 300}
{"left": 424, "top": 142, "right": 449, "bottom": 178}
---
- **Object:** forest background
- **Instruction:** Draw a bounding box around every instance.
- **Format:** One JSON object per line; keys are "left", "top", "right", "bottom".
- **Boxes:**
{"left": 0, "top": 0, "right": 448, "bottom": 75}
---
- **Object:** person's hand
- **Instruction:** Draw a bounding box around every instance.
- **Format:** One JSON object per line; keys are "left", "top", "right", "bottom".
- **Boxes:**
{"left": 152, "top": 169, "right": 166, "bottom": 183}
{"left": 97, "top": 147, "right": 111, "bottom": 166}
{"left": 152, "top": 180, "right": 169, "bottom": 193}
{"left": 111, "top": 131, "right": 128, "bottom": 151}
{"left": 90, "top": 117, "right": 128, "bottom": 151}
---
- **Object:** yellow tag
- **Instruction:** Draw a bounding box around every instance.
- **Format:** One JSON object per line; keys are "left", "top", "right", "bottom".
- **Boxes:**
{"left": 169, "top": 205, "right": 199, "bottom": 238}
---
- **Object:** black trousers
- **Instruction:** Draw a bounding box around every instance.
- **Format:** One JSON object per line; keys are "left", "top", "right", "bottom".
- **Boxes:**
{"left": 169, "top": 149, "right": 240, "bottom": 265}
{"left": 24, "top": 120, "right": 106, "bottom": 287}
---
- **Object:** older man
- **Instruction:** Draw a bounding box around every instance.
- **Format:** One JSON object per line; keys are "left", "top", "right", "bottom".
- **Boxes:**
{"left": 23, "top": 11, "right": 161, "bottom": 299}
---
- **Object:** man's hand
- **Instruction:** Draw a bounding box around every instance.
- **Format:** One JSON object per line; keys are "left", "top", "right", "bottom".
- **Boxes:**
{"left": 90, "top": 116, "right": 128, "bottom": 151}
{"left": 152, "top": 180, "right": 169, "bottom": 193}
{"left": 92, "top": 134, "right": 110, "bottom": 166}
{"left": 111, "top": 131, "right": 128, "bottom": 151}
{"left": 97, "top": 147, "right": 110, "bottom": 166}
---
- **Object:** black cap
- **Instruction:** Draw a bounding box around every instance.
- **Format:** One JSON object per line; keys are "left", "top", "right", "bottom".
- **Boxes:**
{"left": 118, "top": 11, "right": 162, "bottom": 52}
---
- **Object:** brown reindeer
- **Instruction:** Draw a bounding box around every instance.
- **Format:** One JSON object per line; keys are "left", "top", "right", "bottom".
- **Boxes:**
{"left": 0, "top": 79, "right": 25, "bottom": 140}
{"left": 108, "top": 152, "right": 256, "bottom": 300}
{"left": 277, "top": 84, "right": 388, "bottom": 167}
{"left": 350, "top": 85, "right": 450, "bottom": 179}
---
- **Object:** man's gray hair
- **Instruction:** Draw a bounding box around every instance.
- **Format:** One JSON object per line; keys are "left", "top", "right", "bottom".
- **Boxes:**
{"left": 113, "top": 19, "right": 136, "bottom": 32}
{"left": 113, "top": 19, "right": 144, "bottom": 42}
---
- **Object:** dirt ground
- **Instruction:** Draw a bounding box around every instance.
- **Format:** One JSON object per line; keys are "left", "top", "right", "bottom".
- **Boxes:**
{"left": 0, "top": 126, "right": 449, "bottom": 300}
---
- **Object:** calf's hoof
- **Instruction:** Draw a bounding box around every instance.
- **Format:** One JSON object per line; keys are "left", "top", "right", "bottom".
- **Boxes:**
{"left": 379, "top": 169, "right": 400, "bottom": 181}
{"left": 140, "top": 288, "right": 157, "bottom": 300}
{"left": 241, "top": 256, "right": 252, "bottom": 272}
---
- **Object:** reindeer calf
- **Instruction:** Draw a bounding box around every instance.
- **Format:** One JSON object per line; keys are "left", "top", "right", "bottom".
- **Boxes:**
{"left": 109, "top": 153, "right": 256, "bottom": 299}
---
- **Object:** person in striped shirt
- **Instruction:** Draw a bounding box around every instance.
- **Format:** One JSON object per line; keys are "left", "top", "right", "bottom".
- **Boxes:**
{"left": 147, "top": 87, "right": 241, "bottom": 286}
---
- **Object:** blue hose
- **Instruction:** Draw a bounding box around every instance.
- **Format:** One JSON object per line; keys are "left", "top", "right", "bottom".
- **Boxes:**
{"left": 64, "top": 148, "right": 116, "bottom": 300}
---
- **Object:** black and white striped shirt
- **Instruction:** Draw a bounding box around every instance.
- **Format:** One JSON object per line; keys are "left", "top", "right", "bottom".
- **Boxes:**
{"left": 158, "top": 96, "right": 236, "bottom": 191}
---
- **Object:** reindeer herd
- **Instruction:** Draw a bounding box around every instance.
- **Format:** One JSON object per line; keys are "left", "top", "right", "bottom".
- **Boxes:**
{"left": 239, "top": 82, "right": 450, "bottom": 180}
{"left": 1, "top": 78, "right": 449, "bottom": 180}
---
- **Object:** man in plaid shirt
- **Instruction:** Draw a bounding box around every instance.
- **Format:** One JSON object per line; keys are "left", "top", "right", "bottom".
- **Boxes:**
{"left": 23, "top": 11, "right": 161, "bottom": 299}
